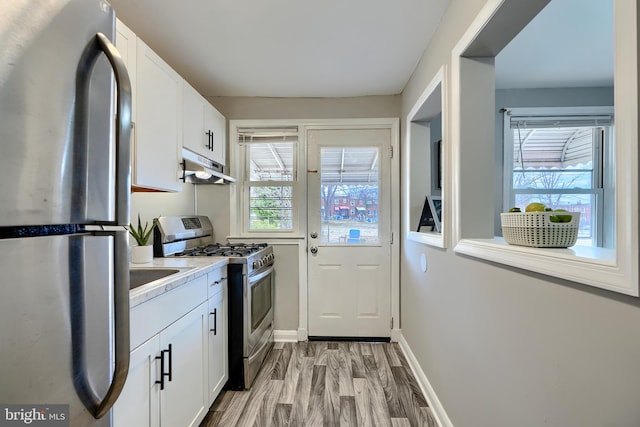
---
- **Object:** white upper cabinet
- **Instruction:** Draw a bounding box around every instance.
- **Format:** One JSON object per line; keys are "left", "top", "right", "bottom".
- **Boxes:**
{"left": 182, "top": 80, "right": 226, "bottom": 166}
{"left": 115, "top": 19, "right": 137, "bottom": 122}
{"left": 182, "top": 81, "right": 207, "bottom": 156}
{"left": 204, "top": 100, "right": 226, "bottom": 166}
{"left": 116, "top": 20, "right": 182, "bottom": 192}
{"left": 134, "top": 39, "right": 182, "bottom": 191}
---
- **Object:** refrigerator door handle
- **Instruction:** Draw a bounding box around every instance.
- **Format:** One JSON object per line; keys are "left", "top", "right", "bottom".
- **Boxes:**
{"left": 72, "top": 230, "right": 130, "bottom": 419}
{"left": 94, "top": 229, "right": 130, "bottom": 418}
{"left": 95, "top": 32, "right": 132, "bottom": 226}
{"left": 75, "top": 32, "right": 132, "bottom": 226}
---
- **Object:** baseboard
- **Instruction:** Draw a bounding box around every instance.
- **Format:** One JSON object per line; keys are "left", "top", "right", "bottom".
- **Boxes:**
{"left": 308, "top": 336, "right": 390, "bottom": 343}
{"left": 398, "top": 333, "right": 454, "bottom": 427}
{"left": 274, "top": 329, "right": 299, "bottom": 342}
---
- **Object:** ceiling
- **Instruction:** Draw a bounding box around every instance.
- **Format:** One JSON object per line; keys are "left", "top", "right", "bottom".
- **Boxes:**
{"left": 108, "top": 0, "right": 613, "bottom": 99}
{"left": 108, "top": 0, "right": 450, "bottom": 98}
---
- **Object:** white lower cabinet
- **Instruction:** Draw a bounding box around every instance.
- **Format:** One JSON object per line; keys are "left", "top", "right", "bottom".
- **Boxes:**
{"left": 113, "top": 334, "right": 160, "bottom": 427}
{"left": 160, "top": 302, "right": 209, "bottom": 427}
{"left": 114, "top": 277, "right": 209, "bottom": 427}
{"left": 207, "top": 272, "right": 228, "bottom": 404}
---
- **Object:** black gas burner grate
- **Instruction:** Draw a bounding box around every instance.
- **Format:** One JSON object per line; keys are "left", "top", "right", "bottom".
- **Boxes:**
{"left": 174, "top": 242, "right": 269, "bottom": 257}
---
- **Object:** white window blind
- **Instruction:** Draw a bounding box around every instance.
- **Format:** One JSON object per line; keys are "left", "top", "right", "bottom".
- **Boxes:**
{"left": 510, "top": 115, "right": 612, "bottom": 129}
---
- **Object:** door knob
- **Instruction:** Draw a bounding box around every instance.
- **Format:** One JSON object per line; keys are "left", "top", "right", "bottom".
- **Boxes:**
{"left": 309, "top": 246, "right": 318, "bottom": 254}
{"left": 310, "top": 232, "right": 318, "bottom": 239}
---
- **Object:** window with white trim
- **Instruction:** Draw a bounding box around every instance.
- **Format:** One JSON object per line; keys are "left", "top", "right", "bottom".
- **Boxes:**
{"left": 503, "top": 107, "right": 615, "bottom": 247}
{"left": 238, "top": 127, "right": 299, "bottom": 232}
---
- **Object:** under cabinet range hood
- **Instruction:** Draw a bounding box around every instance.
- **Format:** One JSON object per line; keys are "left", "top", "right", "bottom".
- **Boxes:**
{"left": 181, "top": 148, "right": 236, "bottom": 184}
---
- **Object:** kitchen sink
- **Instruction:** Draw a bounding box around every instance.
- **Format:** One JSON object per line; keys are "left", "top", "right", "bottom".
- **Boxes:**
{"left": 129, "top": 268, "right": 181, "bottom": 290}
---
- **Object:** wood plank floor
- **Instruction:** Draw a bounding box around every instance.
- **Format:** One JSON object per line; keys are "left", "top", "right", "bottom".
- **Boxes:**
{"left": 200, "top": 341, "right": 437, "bottom": 427}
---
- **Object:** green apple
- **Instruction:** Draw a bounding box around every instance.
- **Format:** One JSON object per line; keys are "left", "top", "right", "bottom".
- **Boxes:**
{"left": 550, "top": 209, "right": 572, "bottom": 223}
{"left": 554, "top": 209, "right": 572, "bottom": 222}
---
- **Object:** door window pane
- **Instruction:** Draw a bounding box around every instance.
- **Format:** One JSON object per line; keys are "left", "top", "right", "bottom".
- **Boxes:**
{"left": 319, "top": 147, "right": 379, "bottom": 244}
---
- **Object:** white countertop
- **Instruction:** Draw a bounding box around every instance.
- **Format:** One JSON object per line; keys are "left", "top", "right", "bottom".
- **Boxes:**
{"left": 129, "top": 257, "right": 228, "bottom": 308}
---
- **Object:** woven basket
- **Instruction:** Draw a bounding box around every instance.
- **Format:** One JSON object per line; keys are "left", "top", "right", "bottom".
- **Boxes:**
{"left": 500, "top": 212, "right": 580, "bottom": 248}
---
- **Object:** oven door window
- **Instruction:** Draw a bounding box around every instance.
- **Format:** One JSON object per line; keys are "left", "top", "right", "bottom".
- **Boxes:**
{"left": 251, "top": 271, "right": 272, "bottom": 332}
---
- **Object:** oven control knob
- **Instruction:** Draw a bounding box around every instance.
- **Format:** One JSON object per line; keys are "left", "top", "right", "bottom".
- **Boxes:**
{"left": 253, "top": 260, "right": 262, "bottom": 269}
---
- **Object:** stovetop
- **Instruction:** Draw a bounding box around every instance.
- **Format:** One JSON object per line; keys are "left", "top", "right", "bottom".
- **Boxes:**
{"left": 153, "top": 215, "right": 274, "bottom": 274}
{"left": 174, "top": 242, "right": 268, "bottom": 257}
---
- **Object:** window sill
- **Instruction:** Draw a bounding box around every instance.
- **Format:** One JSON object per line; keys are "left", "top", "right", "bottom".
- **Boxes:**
{"left": 453, "top": 237, "right": 635, "bottom": 295}
{"left": 407, "top": 231, "right": 445, "bottom": 249}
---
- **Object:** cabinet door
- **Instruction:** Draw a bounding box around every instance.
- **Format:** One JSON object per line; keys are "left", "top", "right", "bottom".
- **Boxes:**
{"left": 208, "top": 286, "right": 227, "bottom": 404}
{"left": 160, "top": 302, "right": 208, "bottom": 427}
{"left": 112, "top": 335, "right": 161, "bottom": 427}
{"left": 204, "top": 103, "right": 226, "bottom": 166}
{"left": 135, "top": 39, "right": 182, "bottom": 191}
{"left": 182, "top": 81, "right": 207, "bottom": 158}
{"left": 115, "top": 20, "right": 137, "bottom": 122}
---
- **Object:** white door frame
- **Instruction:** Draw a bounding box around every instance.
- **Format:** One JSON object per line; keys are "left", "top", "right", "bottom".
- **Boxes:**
{"left": 297, "top": 118, "right": 400, "bottom": 341}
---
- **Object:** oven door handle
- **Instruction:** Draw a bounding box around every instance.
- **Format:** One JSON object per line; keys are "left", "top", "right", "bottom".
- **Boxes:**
{"left": 248, "top": 265, "right": 275, "bottom": 284}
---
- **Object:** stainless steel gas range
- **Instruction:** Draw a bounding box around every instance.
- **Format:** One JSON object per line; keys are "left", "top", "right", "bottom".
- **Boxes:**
{"left": 154, "top": 215, "right": 274, "bottom": 390}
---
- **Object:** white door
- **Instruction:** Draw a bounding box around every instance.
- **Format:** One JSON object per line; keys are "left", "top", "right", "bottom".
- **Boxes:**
{"left": 307, "top": 128, "right": 392, "bottom": 337}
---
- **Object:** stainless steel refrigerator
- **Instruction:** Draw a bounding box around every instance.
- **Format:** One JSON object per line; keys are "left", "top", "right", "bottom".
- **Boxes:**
{"left": 0, "top": 1, "right": 131, "bottom": 425}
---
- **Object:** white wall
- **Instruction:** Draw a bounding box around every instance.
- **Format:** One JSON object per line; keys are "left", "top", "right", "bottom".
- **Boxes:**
{"left": 195, "top": 185, "right": 231, "bottom": 241}
{"left": 207, "top": 95, "right": 401, "bottom": 121}
{"left": 400, "top": 1, "right": 640, "bottom": 427}
{"left": 271, "top": 244, "right": 299, "bottom": 330}
{"left": 129, "top": 182, "right": 196, "bottom": 245}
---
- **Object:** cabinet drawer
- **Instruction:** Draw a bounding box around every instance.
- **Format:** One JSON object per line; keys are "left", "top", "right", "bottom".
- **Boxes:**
{"left": 207, "top": 266, "right": 227, "bottom": 299}
{"left": 131, "top": 275, "right": 207, "bottom": 349}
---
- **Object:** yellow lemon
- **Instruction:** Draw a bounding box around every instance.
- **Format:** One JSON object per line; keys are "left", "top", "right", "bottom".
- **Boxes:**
{"left": 525, "top": 202, "right": 546, "bottom": 212}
